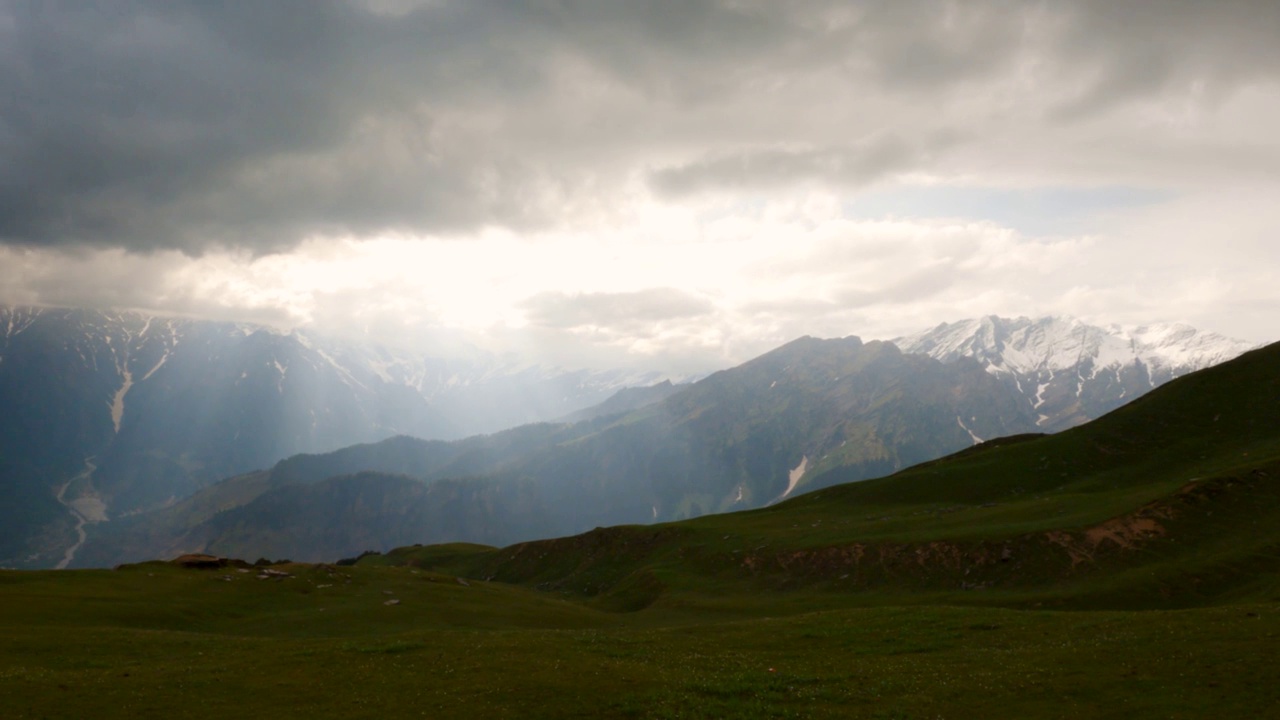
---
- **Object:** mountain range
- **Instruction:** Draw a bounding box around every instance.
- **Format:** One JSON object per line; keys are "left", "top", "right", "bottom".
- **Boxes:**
{"left": 0, "top": 305, "right": 1258, "bottom": 569}
{"left": 75, "top": 317, "right": 1258, "bottom": 567}
{"left": 79, "top": 335, "right": 1038, "bottom": 565}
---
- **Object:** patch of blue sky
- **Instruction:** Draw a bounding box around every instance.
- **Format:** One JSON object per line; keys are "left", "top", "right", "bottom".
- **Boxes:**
{"left": 842, "top": 185, "right": 1171, "bottom": 237}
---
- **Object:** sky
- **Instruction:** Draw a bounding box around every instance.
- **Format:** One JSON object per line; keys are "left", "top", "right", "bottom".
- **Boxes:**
{"left": 1, "top": 0, "right": 1278, "bottom": 373}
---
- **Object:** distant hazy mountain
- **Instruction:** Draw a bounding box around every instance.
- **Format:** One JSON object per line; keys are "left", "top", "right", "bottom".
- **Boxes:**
{"left": 555, "top": 379, "right": 687, "bottom": 423}
{"left": 893, "top": 316, "right": 1257, "bottom": 431}
{"left": 82, "top": 336, "right": 1043, "bottom": 565}
{"left": 0, "top": 305, "right": 671, "bottom": 568}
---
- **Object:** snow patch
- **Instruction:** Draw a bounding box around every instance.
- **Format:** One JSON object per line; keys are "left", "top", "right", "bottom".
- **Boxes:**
{"left": 956, "top": 416, "right": 984, "bottom": 445}
{"left": 108, "top": 334, "right": 135, "bottom": 434}
{"left": 1034, "top": 380, "right": 1050, "bottom": 409}
{"left": 141, "top": 348, "right": 172, "bottom": 381}
{"left": 366, "top": 356, "right": 396, "bottom": 384}
{"left": 776, "top": 456, "right": 808, "bottom": 503}
{"left": 312, "top": 347, "right": 368, "bottom": 391}
{"left": 110, "top": 366, "right": 132, "bottom": 433}
{"left": 3, "top": 307, "right": 40, "bottom": 340}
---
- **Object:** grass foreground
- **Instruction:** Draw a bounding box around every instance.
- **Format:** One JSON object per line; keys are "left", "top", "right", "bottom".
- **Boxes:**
{"left": 1, "top": 559, "right": 1278, "bottom": 719}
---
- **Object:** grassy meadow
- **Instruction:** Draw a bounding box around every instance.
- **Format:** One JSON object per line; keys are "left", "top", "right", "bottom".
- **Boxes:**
{"left": 2, "top": 560, "right": 1278, "bottom": 719}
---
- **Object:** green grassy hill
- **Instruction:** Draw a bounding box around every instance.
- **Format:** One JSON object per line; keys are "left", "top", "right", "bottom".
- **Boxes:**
{"left": 3, "top": 342, "right": 1279, "bottom": 718}
{"left": 411, "top": 340, "right": 1280, "bottom": 612}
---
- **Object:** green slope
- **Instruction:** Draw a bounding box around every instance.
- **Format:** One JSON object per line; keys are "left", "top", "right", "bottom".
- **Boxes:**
{"left": 380, "top": 341, "right": 1280, "bottom": 612}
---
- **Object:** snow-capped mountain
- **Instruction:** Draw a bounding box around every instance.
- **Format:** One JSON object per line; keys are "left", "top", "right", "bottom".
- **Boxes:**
{"left": 893, "top": 316, "right": 1259, "bottom": 431}
{"left": 0, "top": 305, "right": 673, "bottom": 569}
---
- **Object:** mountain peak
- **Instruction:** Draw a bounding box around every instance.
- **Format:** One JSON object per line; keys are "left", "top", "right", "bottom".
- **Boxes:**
{"left": 893, "top": 315, "right": 1256, "bottom": 377}
{"left": 892, "top": 315, "right": 1261, "bottom": 431}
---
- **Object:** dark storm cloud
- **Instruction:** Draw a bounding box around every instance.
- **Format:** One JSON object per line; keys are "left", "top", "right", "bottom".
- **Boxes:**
{"left": 0, "top": 0, "right": 823, "bottom": 253}
{"left": 522, "top": 288, "right": 713, "bottom": 332}
{"left": 1051, "top": 0, "right": 1280, "bottom": 119}
{"left": 2, "top": 0, "right": 1277, "bottom": 254}
{"left": 1, "top": 2, "right": 367, "bottom": 250}
{"left": 0, "top": 0, "right": 566, "bottom": 252}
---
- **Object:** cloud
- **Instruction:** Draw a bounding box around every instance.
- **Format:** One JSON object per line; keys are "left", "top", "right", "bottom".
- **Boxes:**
{"left": 522, "top": 288, "right": 713, "bottom": 332}
{"left": 1049, "top": 0, "right": 1280, "bottom": 118}
{"left": 4, "top": 1, "right": 1278, "bottom": 254}
{"left": 2, "top": 187, "right": 1274, "bottom": 375}
{"left": 648, "top": 135, "right": 928, "bottom": 196}
{"left": 0, "top": 1, "right": 1277, "bottom": 370}
{"left": 0, "top": 245, "right": 302, "bottom": 327}
{"left": 0, "top": 1, "right": 576, "bottom": 252}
